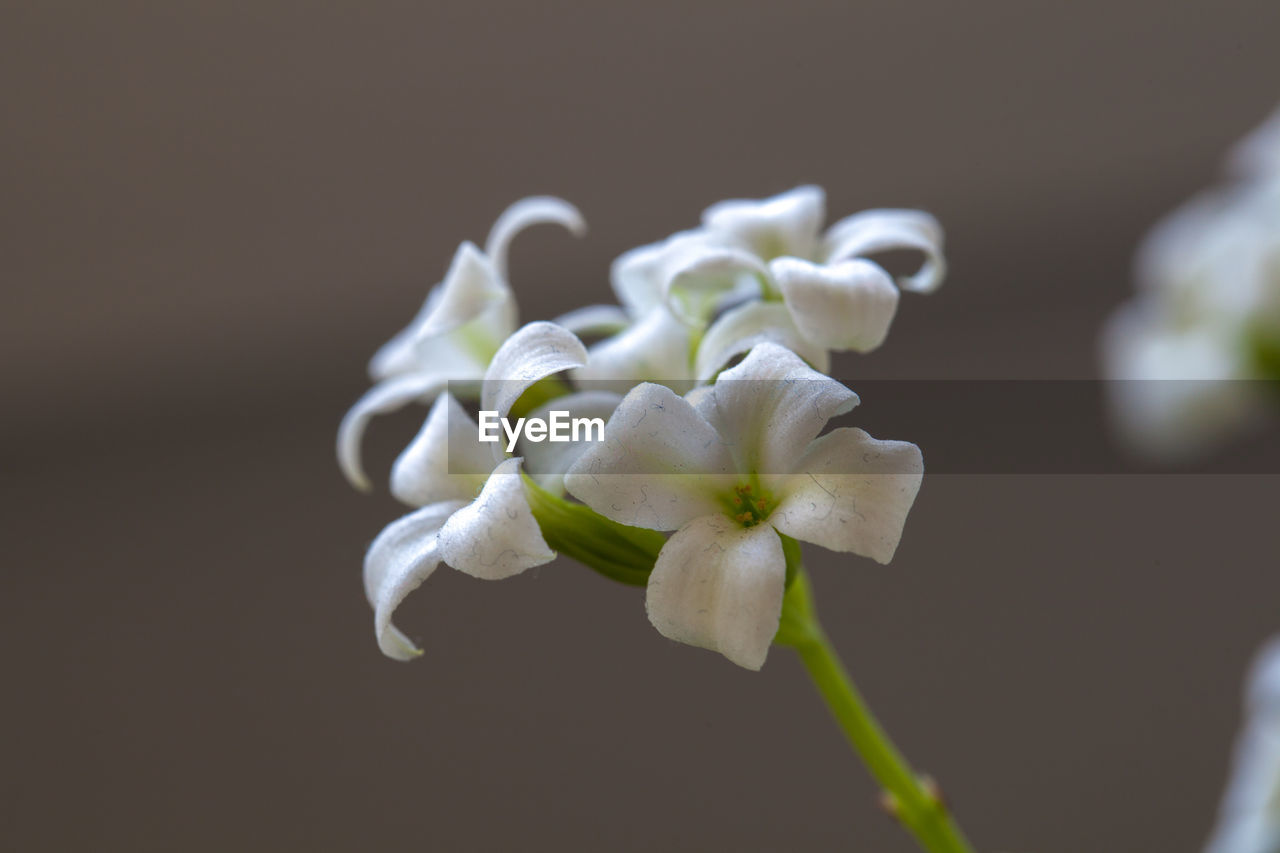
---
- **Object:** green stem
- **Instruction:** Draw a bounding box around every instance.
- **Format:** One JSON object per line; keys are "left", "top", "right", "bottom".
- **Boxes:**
{"left": 777, "top": 569, "right": 975, "bottom": 853}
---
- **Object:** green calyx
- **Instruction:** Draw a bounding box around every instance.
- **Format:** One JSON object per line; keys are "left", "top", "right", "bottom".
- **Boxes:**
{"left": 522, "top": 474, "right": 665, "bottom": 586}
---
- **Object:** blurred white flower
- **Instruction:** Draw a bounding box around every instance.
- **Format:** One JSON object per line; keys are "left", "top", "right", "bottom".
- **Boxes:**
{"left": 1102, "top": 107, "right": 1280, "bottom": 459}
{"left": 338, "top": 197, "right": 586, "bottom": 490}
{"left": 563, "top": 342, "right": 922, "bottom": 670}
{"left": 1205, "top": 637, "right": 1280, "bottom": 853}
{"left": 362, "top": 321, "right": 589, "bottom": 660}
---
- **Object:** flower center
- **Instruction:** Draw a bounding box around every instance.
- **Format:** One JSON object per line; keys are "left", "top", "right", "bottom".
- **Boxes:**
{"left": 726, "top": 482, "right": 775, "bottom": 528}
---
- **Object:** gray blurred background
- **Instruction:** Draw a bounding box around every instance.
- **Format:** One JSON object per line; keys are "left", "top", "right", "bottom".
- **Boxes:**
{"left": 3, "top": 2, "right": 1279, "bottom": 850}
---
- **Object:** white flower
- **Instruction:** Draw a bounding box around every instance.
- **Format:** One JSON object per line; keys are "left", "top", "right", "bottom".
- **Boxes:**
{"left": 338, "top": 197, "right": 586, "bottom": 490}
{"left": 575, "top": 221, "right": 830, "bottom": 388}
{"left": 1102, "top": 107, "right": 1280, "bottom": 458}
{"left": 362, "top": 321, "right": 589, "bottom": 660}
{"left": 563, "top": 342, "right": 923, "bottom": 670}
{"left": 1204, "top": 637, "right": 1280, "bottom": 853}
{"left": 664, "top": 185, "right": 946, "bottom": 354}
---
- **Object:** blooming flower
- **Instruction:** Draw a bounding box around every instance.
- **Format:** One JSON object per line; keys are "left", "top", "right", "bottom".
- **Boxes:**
{"left": 1204, "top": 637, "right": 1280, "bottom": 853}
{"left": 362, "top": 321, "right": 590, "bottom": 659}
{"left": 1102, "top": 107, "right": 1280, "bottom": 458}
{"left": 563, "top": 342, "right": 923, "bottom": 669}
{"left": 658, "top": 185, "right": 946, "bottom": 355}
{"left": 338, "top": 197, "right": 586, "bottom": 490}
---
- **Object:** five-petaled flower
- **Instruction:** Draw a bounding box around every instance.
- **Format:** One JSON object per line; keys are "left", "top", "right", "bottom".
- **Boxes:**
{"left": 564, "top": 342, "right": 923, "bottom": 670}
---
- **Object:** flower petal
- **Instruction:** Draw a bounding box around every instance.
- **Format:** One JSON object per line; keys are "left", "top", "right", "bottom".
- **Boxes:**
{"left": 563, "top": 382, "right": 735, "bottom": 531}
{"left": 1204, "top": 638, "right": 1280, "bottom": 853}
{"left": 338, "top": 372, "right": 449, "bottom": 491}
{"left": 771, "top": 427, "right": 923, "bottom": 564}
{"left": 574, "top": 306, "right": 694, "bottom": 387}
{"left": 701, "top": 185, "right": 826, "bottom": 261}
{"left": 481, "top": 321, "right": 589, "bottom": 425}
{"left": 390, "top": 393, "right": 494, "bottom": 507}
{"left": 645, "top": 516, "right": 786, "bottom": 670}
{"left": 692, "top": 342, "right": 858, "bottom": 477}
{"left": 518, "top": 390, "right": 623, "bottom": 494}
{"left": 1100, "top": 303, "right": 1261, "bottom": 459}
{"left": 364, "top": 500, "right": 468, "bottom": 660}
{"left": 413, "top": 242, "right": 513, "bottom": 342}
{"left": 437, "top": 457, "right": 555, "bottom": 580}
{"left": 484, "top": 196, "right": 587, "bottom": 282}
{"left": 824, "top": 209, "right": 946, "bottom": 293}
{"left": 609, "top": 230, "right": 706, "bottom": 318}
{"left": 665, "top": 245, "right": 768, "bottom": 325}
{"left": 771, "top": 257, "right": 900, "bottom": 352}
{"left": 368, "top": 287, "right": 443, "bottom": 380}
{"left": 695, "top": 299, "right": 831, "bottom": 381}
{"left": 552, "top": 304, "right": 631, "bottom": 337}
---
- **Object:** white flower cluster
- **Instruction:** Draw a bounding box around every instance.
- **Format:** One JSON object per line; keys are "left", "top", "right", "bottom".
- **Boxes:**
{"left": 1103, "top": 108, "right": 1280, "bottom": 458}
{"left": 340, "top": 188, "right": 946, "bottom": 669}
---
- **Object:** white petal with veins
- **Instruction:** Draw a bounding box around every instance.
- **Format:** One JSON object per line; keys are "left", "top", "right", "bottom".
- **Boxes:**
{"left": 364, "top": 500, "right": 468, "bottom": 660}
{"left": 564, "top": 382, "right": 735, "bottom": 531}
{"left": 481, "top": 321, "right": 588, "bottom": 425}
{"left": 772, "top": 257, "right": 900, "bottom": 352}
{"left": 772, "top": 428, "right": 923, "bottom": 564}
{"left": 645, "top": 516, "right": 786, "bottom": 671}
{"left": 692, "top": 342, "right": 858, "bottom": 477}
{"left": 437, "top": 457, "right": 555, "bottom": 580}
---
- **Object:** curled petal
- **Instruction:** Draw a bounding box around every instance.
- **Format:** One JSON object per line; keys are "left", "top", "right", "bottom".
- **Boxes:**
{"left": 695, "top": 300, "right": 830, "bottom": 381}
{"left": 563, "top": 383, "right": 735, "bottom": 531}
{"left": 701, "top": 185, "right": 826, "bottom": 260}
{"left": 824, "top": 209, "right": 946, "bottom": 293}
{"left": 481, "top": 321, "right": 589, "bottom": 428}
{"left": 364, "top": 500, "right": 468, "bottom": 660}
{"left": 772, "top": 257, "right": 900, "bottom": 352}
{"left": 772, "top": 428, "right": 923, "bottom": 564}
{"left": 413, "top": 243, "right": 511, "bottom": 342}
{"left": 665, "top": 246, "right": 768, "bottom": 325}
{"left": 609, "top": 230, "right": 706, "bottom": 318}
{"left": 390, "top": 393, "right": 494, "bottom": 507}
{"left": 575, "top": 306, "right": 694, "bottom": 387}
{"left": 437, "top": 457, "right": 555, "bottom": 580}
{"left": 338, "top": 372, "right": 449, "bottom": 491}
{"left": 693, "top": 342, "right": 858, "bottom": 477}
{"left": 519, "top": 391, "right": 623, "bottom": 494}
{"left": 484, "top": 196, "right": 587, "bottom": 282}
{"left": 552, "top": 304, "right": 631, "bottom": 337}
{"left": 645, "top": 516, "right": 786, "bottom": 670}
